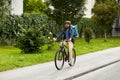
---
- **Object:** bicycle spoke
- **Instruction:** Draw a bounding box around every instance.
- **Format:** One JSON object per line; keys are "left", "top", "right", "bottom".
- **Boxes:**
{"left": 54, "top": 50, "right": 64, "bottom": 70}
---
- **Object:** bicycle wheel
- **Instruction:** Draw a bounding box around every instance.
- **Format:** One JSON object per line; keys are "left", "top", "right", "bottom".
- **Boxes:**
{"left": 68, "top": 48, "right": 76, "bottom": 66}
{"left": 54, "top": 50, "right": 64, "bottom": 70}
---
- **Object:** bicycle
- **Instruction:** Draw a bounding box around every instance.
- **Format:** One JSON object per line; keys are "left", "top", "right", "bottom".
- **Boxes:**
{"left": 54, "top": 40, "right": 76, "bottom": 70}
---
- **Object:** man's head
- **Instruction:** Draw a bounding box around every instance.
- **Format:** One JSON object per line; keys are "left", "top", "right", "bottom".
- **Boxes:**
{"left": 65, "top": 21, "right": 71, "bottom": 29}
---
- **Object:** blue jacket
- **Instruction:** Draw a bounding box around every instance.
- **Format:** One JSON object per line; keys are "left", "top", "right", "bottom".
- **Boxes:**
{"left": 57, "top": 28, "right": 74, "bottom": 42}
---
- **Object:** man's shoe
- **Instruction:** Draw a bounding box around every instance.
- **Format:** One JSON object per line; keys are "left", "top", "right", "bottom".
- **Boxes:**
{"left": 65, "top": 57, "right": 68, "bottom": 61}
{"left": 68, "top": 60, "right": 72, "bottom": 65}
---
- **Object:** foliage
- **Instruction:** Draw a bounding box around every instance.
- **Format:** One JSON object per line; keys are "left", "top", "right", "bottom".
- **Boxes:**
{"left": 78, "top": 18, "right": 104, "bottom": 38}
{"left": 78, "top": 18, "right": 101, "bottom": 38}
{"left": 23, "top": 0, "right": 47, "bottom": 13}
{"left": 15, "top": 26, "right": 45, "bottom": 53}
{"left": 92, "top": 0, "right": 119, "bottom": 41}
{"left": 0, "top": 0, "right": 11, "bottom": 44}
{"left": 0, "top": 13, "right": 59, "bottom": 45}
{"left": 1, "top": 13, "right": 60, "bottom": 52}
{"left": 0, "top": 15, "right": 23, "bottom": 44}
{"left": 84, "top": 27, "right": 93, "bottom": 44}
{"left": 46, "top": 32, "right": 54, "bottom": 50}
{"left": 0, "top": 0, "right": 11, "bottom": 18}
{"left": 95, "top": 0, "right": 120, "bottom": 4}
{"left": 95, "top": 0, "right": 108, "bottom": 3}
{"left": 45, "top": 0, "right": 86, "bottom": 26}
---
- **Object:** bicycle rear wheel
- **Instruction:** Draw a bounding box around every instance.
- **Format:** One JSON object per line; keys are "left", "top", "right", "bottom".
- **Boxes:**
{"left": 68, "top": 48, "right": 76, "bottom": 66}
{"left": 54, "top": 50, "right": 64, "bottom": 70}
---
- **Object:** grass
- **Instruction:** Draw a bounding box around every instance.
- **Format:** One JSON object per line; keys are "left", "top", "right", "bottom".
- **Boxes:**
{"left": 0, "top": 38, "right": 120, "bottom": 72}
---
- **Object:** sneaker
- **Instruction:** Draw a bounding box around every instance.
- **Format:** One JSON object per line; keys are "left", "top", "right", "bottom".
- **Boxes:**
{"left": 68, "top": 60, "right": 72, "bottom": 65}
{"left": 65, "top": 57, "right": 68, "bottom": 61}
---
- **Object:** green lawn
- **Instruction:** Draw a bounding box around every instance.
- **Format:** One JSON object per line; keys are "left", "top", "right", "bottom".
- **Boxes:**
{"left": 0, "top": 38, "right": 120, "bottom": 72}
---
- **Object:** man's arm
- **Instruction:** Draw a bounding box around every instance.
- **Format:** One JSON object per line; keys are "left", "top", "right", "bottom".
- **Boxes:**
{"left": 56, "top": 30, "right": 64, "bottom": 40}
{"left": 53, "top": 30, "right": 64, "bottom": 42}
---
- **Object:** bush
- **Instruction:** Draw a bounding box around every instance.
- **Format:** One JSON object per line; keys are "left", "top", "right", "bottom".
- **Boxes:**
{"left": 78, "top": 18, "right": 104, "bottom": 38}
{"left": 84, "top": 27, "right": 93, "bottom": 44}
{"left": 0, "top": 13, "right": 60, "bottom": 46}
{"left": 46, "top": 32, "right": 54, "bottom": 50}
{"left": 15, "top": 26, "right": 45, "bottom": 53}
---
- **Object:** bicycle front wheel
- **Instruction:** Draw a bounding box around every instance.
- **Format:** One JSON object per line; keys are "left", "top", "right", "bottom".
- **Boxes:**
{"left": 54, "top": 50, "right": 64, "bottom": 70}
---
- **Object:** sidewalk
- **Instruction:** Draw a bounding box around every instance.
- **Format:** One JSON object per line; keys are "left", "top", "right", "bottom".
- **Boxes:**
{"left": 0, "top": 47, "right": 120, "bottom": 80}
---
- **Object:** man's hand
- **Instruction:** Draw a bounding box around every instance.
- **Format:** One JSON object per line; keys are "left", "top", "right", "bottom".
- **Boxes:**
{"left": 53, "top": 38, "right": 57, "bottom": 42}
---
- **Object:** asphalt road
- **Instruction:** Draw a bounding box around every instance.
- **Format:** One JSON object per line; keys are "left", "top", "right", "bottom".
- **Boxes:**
{"left": 74, "top": 61, "right": 120, "bottom": 80}
{"left": 0, "top": 47, "right": 120, "bottom": 80}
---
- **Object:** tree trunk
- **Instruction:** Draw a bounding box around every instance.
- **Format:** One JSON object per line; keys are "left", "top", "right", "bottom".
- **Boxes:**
{"left": 104, "top": 30, "right": 107, "bottom": 42}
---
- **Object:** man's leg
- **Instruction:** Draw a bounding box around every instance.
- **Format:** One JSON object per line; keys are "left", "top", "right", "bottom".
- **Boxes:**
{"left": 62, "top": 41, "right": 68, "bottom": 61}
{"left": 68, "top": 41, "right": 73, "bottom": 61}
{"left": 63, "top": 41, "right": 67, "bottom": 46}
{"left": 60, "top": 41, "right": 67, "bottom": 46}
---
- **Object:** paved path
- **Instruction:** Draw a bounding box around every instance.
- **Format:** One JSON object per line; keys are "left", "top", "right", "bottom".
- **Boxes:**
{"left": 0, "top": 47, "right": 120, "bottom": 80}
{"left": 74, "top": 61, "right": 120, "bottom": 80}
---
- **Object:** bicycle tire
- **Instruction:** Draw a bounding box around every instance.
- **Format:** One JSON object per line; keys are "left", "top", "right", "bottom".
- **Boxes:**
{"left": 54, "top": 50, "right": 64, "bottom": 70}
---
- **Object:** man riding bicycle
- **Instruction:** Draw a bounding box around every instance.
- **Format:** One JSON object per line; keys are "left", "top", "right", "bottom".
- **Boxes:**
{"left": 53, "top": 21, "right": 74, "bottom": 65}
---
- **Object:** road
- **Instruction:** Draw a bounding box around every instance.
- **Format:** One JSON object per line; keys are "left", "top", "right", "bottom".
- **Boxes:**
{"left": 0, "top": 47, "right": 120, "bottom": 80}
{"left": 74, "top": 61, "right": 120, "bottom": 80}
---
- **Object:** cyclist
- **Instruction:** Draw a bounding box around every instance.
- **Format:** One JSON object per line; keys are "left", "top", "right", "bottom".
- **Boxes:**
{"left": 53, "top": 21, "right": 74, "bottom": 65}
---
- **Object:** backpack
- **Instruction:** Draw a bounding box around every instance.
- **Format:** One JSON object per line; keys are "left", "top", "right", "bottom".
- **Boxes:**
{"left": 71, "top": 25, "right": 79, "bottom": 37}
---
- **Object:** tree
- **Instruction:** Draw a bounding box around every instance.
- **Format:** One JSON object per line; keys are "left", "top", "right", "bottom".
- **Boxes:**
{"left": 0, "top": 0, "right": 11, "bottom": 43}
{"left": 78, "top": 18, "right": 102, "bottom": 38}
{"left": 46, "top": 0, "right": 86, "bottom": 26}
{"left": 92, "top": 0, "right": 119, "bottom": 41}
{"left": 23, "top": 0, "right": 47, "bottom": 13}
{"left": 0, "top": 0, "right": 11, "bottom": 18}
{"left": 95, "top": 0, "right": 107, "bottom": 3}
{"left": 84, "top": 27, "right": 93, "bottom": 44}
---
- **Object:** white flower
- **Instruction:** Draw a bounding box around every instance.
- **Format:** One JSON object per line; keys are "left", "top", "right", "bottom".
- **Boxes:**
{"left": 48, "top": 37, "right": 50, "bottom": 39}
{"left": 49, "top": 32, "right": 52, "bottom": 35}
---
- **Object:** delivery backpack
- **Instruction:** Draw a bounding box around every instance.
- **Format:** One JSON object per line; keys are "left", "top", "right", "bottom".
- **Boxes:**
{"left": 71, "top": 25, "right": 79, "bottom": 37}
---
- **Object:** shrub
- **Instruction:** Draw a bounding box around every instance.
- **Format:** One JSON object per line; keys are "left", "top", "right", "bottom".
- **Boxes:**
{"left": 78, "top": 18, "right": 104, "bottom": 38}
{"left": 46, "top": 32, "right": 54, "bottom": 50}
{"left": 84, "top": 27, "right": 93, "bottom": 44}
{"left": 15, "top": 26, "right": 45, "bottom": 53}
{"left": 0, "top": 13, "right": 60, "bottom": 45}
